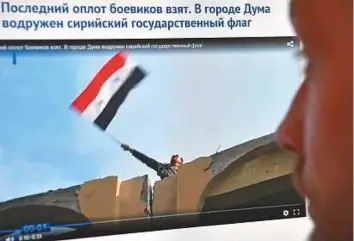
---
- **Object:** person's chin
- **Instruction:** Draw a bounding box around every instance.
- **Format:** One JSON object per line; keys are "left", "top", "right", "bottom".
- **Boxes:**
{"left": 307, "top": 205, "right": 321, "bottom": 241}
{"left": 307, "top": 228, "right": 318, "bottom": 241}
{"left": 308, "top": 223, "right": 332, "bottom": 241}
{"left": 308, "top": 222, "right": 337, "bottom": 241}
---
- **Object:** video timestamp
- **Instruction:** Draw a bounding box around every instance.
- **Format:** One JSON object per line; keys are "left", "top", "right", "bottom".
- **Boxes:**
{"left": 18, "top": 233, "right": 42, "bottom": 241}
{"left": 4, "top": 234, "right": 42, "bottom": 241}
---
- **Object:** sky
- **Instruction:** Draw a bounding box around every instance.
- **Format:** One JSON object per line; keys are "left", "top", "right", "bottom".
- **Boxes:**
{"left": 0, "top": 42, "right": 302, "bottom": 201}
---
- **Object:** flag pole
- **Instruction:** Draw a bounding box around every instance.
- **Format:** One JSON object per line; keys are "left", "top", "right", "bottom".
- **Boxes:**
{"left": 107, "top": 133, "right": 122, "bottom": 146}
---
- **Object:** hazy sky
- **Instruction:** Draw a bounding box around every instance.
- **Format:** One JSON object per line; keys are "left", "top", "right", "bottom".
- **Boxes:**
{"left": 0, "top": 43, "right": 301, "bottom": 201}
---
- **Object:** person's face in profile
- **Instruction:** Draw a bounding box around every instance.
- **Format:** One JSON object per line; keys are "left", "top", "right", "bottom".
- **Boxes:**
{"left": 276, "top": 1, "right": 352, "bottom": 241}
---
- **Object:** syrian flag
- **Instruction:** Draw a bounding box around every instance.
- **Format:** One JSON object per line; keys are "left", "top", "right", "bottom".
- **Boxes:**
{"left": 71, "top": 51, "right": 146, "bottom": 131}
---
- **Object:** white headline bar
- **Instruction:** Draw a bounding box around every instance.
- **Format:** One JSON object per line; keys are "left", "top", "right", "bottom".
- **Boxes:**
{"left": 0, "top": 0, "right": 294, "bottom": 40}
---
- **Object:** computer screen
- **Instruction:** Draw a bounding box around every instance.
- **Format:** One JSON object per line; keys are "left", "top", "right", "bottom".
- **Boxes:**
{"left": 0, "top": 1, "right": 307, "bottom": 241}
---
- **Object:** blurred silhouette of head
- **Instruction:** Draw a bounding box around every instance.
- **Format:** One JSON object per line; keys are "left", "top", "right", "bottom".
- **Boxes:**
{"left": 276, "top": 1, "right": 352, "bottom": 241}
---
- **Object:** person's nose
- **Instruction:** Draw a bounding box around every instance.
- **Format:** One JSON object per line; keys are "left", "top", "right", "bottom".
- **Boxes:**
{"left": 276, "top": 80, "right": 308, "bottom": 196}
{"left": 276, "top": 80, "right": 307, "bottom": 154}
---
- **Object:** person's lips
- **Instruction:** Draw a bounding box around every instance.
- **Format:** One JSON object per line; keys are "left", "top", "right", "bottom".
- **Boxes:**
{"left": 308, "top": 200, "right": 316, "bottom": 221}
{"left": 292, "top": 155, "right": 306, "bottom": 197}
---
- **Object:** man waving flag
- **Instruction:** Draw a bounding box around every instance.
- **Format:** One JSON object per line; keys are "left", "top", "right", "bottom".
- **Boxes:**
{"left": 71, "top": 51, "right": 147, "bottom": 131}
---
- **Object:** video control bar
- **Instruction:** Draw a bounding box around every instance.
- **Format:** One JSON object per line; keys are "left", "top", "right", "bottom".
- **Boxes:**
{"left": 0, "top": 203, "right": 306, "bottom": 241}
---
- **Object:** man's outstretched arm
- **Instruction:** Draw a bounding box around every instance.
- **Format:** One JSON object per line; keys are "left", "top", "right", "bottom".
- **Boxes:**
{"left": 121, "top": 144, "right": 161, "bottom": 171}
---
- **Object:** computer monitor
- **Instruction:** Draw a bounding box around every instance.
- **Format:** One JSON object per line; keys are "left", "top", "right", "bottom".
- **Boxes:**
{"left": 0, "top": 1, "right": 307, "bottom": 241}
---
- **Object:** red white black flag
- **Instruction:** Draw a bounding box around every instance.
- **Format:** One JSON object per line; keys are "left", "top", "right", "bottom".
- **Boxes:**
{"left": 71, "top": 51, "right": 146, "bottom": 131}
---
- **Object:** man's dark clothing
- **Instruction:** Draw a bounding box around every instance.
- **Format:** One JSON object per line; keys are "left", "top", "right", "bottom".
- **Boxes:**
{"left": 129, "top": 149, "right": 177, "bottom": 180}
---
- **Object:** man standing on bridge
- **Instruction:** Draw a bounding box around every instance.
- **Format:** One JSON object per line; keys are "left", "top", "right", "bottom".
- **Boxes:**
{"left": 120, "top": 144, "right": 184, "bottom": 180}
